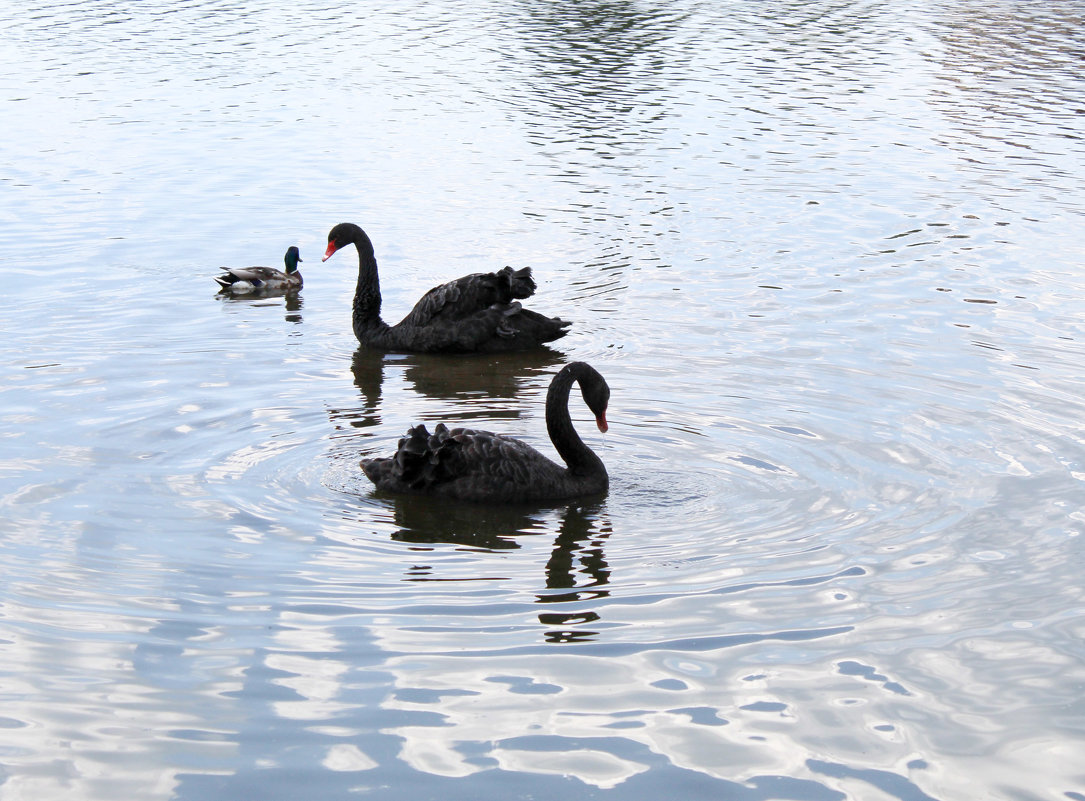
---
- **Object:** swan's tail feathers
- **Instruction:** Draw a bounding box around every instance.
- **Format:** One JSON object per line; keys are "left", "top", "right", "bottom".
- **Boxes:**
{"left": 519, "top": 308, "right": 571, "bottom": 343}
{"left": 361, "top": 456, "right": 391, "bottom": 485}
{"left": 498, "top": 266, "right": 537, "bottom": 299}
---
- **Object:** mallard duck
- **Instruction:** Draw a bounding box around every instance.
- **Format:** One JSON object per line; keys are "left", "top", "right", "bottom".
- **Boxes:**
{"left": 215, "top": 246, "right": 302, "bottom": 294}
{"left": 322, "top": 223, "right": 570, "bottom": 352}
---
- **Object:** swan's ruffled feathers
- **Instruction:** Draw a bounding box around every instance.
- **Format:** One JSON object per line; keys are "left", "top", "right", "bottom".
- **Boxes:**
{"left": 401, "top": 267, "right": 537, "bottom": 328}
{"left": 327, "top": 222, "right": 567, "bottom": 352}
{"left": 383, "top": 265, "right": 567, "bottom": 351}
{"left": 363, "top": 422, "right": 560, "bottom": 498}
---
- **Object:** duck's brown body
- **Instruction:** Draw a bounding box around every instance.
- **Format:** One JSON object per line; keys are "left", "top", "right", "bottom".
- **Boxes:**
{"left": 215, "top": 246, "right": 302, "bottom": 294}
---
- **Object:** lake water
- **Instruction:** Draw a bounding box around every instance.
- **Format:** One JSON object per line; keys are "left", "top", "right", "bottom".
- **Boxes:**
{"left": 2, "top": 1, "right": 1084, "bottom": 798}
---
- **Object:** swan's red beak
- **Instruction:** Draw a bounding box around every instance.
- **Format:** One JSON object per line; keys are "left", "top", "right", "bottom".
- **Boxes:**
{"left": 322, "top": 241, "right": 340, "bottom": 262}
{"left": 596, "top": 414, "right": 608, "bottom": 433}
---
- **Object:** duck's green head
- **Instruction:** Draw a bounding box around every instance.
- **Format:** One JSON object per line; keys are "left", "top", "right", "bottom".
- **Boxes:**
{"left": 284, "top": 246, "right": 302, "bottom": 273}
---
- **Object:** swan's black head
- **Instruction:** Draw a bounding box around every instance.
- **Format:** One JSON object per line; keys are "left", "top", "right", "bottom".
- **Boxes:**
{"left": 324, "top": 222, "right": 371, "bottom": 262}
{"left": 574, "top": 362, "right": 610, "bottom": 433}
{"left": 283, "top": 246, "right": 302, "bottom": 273}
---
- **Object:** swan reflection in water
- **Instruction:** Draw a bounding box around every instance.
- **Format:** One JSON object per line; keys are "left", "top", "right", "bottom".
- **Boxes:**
{"left": 328, "top": 346, "right": 565, "bottom": 432}
{"left": 387, "top": 496, "right": 613, "bottom": 642}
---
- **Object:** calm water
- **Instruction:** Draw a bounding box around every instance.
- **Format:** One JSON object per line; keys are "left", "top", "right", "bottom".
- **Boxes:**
{"left": 2, "top": 1, "right": 1084, "bottom": 798}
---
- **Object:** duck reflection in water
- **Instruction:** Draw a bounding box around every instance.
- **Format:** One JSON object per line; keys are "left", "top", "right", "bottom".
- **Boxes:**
{"left": 388, "top": 497, "right": 613, "bottom": 642}
{"left": 215, "top": 289, "right": 305, "bottom": 332}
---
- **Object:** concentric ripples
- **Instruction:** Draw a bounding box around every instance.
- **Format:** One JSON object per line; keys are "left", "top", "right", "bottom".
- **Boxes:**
{"left": 3, "top": 0, "right": 1085, "bottom": 799}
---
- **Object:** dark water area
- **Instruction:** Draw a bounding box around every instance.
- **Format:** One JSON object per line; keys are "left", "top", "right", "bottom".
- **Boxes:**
{"left": 2, "top": 1, "right": 1084, "bottom": 799}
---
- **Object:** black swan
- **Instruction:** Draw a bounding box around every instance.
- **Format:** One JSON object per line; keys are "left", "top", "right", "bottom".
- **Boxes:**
{"left": 363, "top": 361, "right": 610, "bottom": 503}
{"left": 215, "top": 246, "right": 302, "bottom": 293}
{"left": 322, "top": 222, "right": 570, "bottom": 352}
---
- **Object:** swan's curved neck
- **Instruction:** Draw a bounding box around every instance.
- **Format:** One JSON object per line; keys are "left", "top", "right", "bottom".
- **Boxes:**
{"left": 546, "top": 365, "right": 606, "bottom": 478}
{"left": 350, "top": 230, "right": 387, "bottom": 336}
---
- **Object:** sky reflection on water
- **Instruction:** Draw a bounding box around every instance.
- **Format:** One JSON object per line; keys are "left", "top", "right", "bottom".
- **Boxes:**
{"left": 2, "top": 1, "right": 1084, "bottom": 799}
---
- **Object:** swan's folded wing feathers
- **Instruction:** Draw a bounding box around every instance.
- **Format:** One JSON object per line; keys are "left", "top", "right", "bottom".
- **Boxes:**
{"left": 402, "top": 269, "right": 537, "bottom": 328}
{"left": 431, "top": 428, "right": 550, "bottom": 488}
{"left": 402, "top": 282, "right": 464, "bottom": 327}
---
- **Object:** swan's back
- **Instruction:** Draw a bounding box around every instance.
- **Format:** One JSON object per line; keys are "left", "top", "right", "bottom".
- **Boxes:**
{"left": 389, "top": 266, "right": 567, "bottom": 352}
{"left": 362, "top": 362, "right": 610, "bottom": 503}
{"left": 401, "top": 267, "right": 536, "bottom": 327}
{"left": 363, "top": 423, "right": 577, "bottom": 504}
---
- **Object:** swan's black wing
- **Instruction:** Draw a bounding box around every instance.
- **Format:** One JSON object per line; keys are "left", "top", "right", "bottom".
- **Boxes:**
{"left": 398, "top": 267, "right": 536, "bottom": 328}
{"left": 385, "top": 267, "right": 569, "bottom": 352}
{"left": 363, "top": 423, "right": 563, "bottom": 502}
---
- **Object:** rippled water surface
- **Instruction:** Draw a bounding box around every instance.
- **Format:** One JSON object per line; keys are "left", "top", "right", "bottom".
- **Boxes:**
{"left": 3, "top": 1, "right": 1084, "bottom": 798}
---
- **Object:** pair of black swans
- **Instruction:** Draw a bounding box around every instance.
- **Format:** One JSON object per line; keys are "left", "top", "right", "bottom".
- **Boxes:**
{"left": 219, "top": 223, "right": 611, "bottom": 504}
